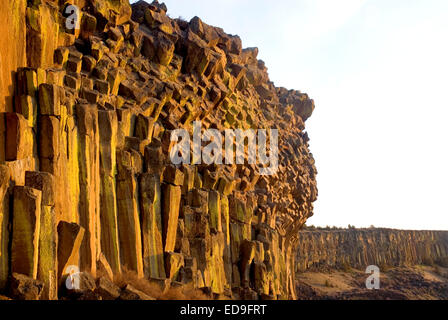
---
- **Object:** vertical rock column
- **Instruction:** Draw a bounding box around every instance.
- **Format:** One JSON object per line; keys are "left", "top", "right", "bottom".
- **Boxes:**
{"left": 116, "top": 150, "right": 143, "bottom": 277}
{"left": 0, "top": 165, "right": 11, "bottom": 289}
{"left": 229, "top": 195, "right": 252, "bottom": 289}
{"left": 162, "top": 165, "right": 183, "bottom": 254}
{"left": 209, "top": 232, "right": 226, "bottom": 294}
{"left": 25, "top": 171, "right": 57, "bottom": 300}
{"left": 26, "top": 3, "right": 59, "bottom": 69}
{"left": 38, "top": 83, "right": 68, "bottom": 222}
{"left": 0, "top": 0, "right": 27, "bottom": 115}
{"left": 65, "top": 115, "right": 80, "bottom": 223}
{"left": 5, "top": 113, "right": 34, "bottom": 162}
{"left": 220, "top": 195, "right": 232, "bottom": 291}
{"left": 76, "top": 104, "right": 101, "bottom": 276}
{"left": 11, "top": 186, "right": 42, "bottom": 279}
{"left": 162, "top": 184, "right": 182, "bottom": 253}
{"left": 98, "top": 110, "right": 121, "bottom": 274}
{"left": 139, "top": 173, "right": 166, "bottom": 279}
{"left": 0, "top": 114, "right": 5, "bottom": 163}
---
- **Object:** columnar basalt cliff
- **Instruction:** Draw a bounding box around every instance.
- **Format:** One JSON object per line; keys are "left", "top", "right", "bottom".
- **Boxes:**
{"left": 0, "top": 0, "right": 317, "bottom": 300}
{"left": 296, "top": 229, "right": 448, "bottom": 273}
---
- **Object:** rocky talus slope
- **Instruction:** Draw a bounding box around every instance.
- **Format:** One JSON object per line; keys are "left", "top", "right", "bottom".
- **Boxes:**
{"left": 0, "top": 0, "right": 317, "bottom": 300}
{"left": 296, "top": 229, "right": 448, "bottom": 272}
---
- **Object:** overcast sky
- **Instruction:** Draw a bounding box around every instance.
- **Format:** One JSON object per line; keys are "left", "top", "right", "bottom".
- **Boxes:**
{"left": 132, "top": 0, "right": 448, "bottom": 230}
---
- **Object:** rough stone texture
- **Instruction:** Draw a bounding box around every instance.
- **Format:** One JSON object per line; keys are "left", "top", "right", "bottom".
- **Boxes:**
{"left": 24, "top": 172, "right": 57, "bottom": 296}
{"left": 120, "top": 284, "right": 156, "bottom": 300}
{"left": 57, "top": 221, "right": 85, "bottom": 282}
{"left": 165, "top": 252, "right": 184, "bottom": 281}
{"left": 162, "top": 184, "right": 181, "bottom": 253}
{"left": 0, "top": 0, "right": 27, "bottom": 114}
{"left": 140, "top": 173, "right": 166, "bottom": 279}
{"left": 26, "top": 3, "right": 60, "bottom": 69}
{"left": 9, "top": 273, "right": 43, "bottom": 301}
{"left": 37, "top": 205, "right": 57, "bottom": 300}
{"left": 11, "top": 186, "right": 41, "bottom": 279}
{"left": 95, "top": 276, "right": 120, "bottom": 300}
{"left": 0, "top": 0, "right": 318, "bottom": 300}
{"left": 5, "top": 113, "right": 34, "bottom": 161}
{"left": 0, "top": 166, "right": 11, "bottom": 289}
{"left": 76, "top": 104, "right": 101, "bottom": 276}
{"left": 116, "top": 150, "right": 144, "bottom": 278}
{"left": 98, "top": 110, "right": 121, "bottom": 274}
{"left": 296, "top": 229, "right": 448, "bottom": 272}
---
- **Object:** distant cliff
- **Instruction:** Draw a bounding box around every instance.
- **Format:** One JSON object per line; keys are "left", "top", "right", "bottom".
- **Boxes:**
{"left": 296, "top": 229, "right": 448, "bottom": 272}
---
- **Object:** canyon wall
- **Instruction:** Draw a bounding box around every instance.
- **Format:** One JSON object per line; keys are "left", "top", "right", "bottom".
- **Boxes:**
{"left": 0, "top": 0, "right": 28, "bottom": 162}
{"left": 0, "top": 0, "right": 317, "bottom": 300}
{"left": 296, "top": 229, "right": 448, "bottom": 272}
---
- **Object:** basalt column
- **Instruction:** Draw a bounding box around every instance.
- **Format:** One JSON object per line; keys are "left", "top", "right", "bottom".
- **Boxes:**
{"left": 76, "top": 104, "right": 101, "bottom": 276}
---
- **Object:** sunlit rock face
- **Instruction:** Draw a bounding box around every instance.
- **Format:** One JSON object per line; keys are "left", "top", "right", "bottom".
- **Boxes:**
{"left": 0, "top": 0, "right": 317, "bottom": 300}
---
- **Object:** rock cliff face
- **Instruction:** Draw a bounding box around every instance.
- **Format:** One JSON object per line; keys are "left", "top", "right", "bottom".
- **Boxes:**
{"left": 0, "top": 0, "right": 317, "bottom": 299}
{"left": 296, "top": 229, "right": 448, "bottom": 272}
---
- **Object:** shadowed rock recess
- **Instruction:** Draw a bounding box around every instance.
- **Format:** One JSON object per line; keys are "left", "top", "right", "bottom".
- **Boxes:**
{"left": 0, "top": 0, "right": 317, "bottom": 300}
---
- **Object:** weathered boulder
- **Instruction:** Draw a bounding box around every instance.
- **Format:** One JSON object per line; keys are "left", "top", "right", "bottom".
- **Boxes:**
{"left": 25, "top": 171, "right": 55, "bottom": 206}
{"left": 9, "top": 273, "right": 43, "bottom": 300}
{"left": 89, "top": 0, "right": 132, "bottom": 27}
{"left": 163, "top": 165, "right": 184, "bottom": 186}
{"left": 119, "top": 284, "right": 156, "bottom": 300}
{"left": 183, "top": 31, "right": 211, "bottom": 76}
{"left": 144, "top": 6, "right": 172, "bottom": 34}
{"left": 208, "top": 190, "right": 222, "bottom": 233}
{"left": 95, "top": 276, "right": 120, "bottom": 300}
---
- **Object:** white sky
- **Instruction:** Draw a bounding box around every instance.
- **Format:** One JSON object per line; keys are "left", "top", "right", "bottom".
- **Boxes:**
{"left": 132, "top": 0, "right": 448, "bottom": 230}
